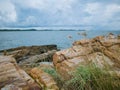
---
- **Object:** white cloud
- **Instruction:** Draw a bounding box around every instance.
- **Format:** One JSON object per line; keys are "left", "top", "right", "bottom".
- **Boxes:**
{"left": 85, "top": 3, "right": 101, "bottom": 15}
{"left": 12, "top": 0, "right": 75, "bottom": 14}
{"left": 0, "top": 0, "right": 17, "bottom": 23}
{"left": 12, "top": 0, "right": 80, "bottom": 25}
{"left": 0, "top": 0, "right": 120, "bottom": 30}
{"left": 83, "top": 3, "right": 120, "bottom": 27}
{"left": 105, "top": 4, "right": 120, "bottom": 18}
{"left": 21, "top": 16, "right": 37, "bottom": 26}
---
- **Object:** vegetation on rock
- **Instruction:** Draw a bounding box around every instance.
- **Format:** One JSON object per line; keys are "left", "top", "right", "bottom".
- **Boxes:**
{"left": 65, "top": 63, "right": 120, "bottom": 90}
{"left": 43, "top": 63, "right": 120, "bottom": 90}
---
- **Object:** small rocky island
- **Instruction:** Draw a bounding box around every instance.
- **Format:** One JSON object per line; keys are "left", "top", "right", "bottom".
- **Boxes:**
{"left": 0, "top": 34, "right": 120, "bottom": 90}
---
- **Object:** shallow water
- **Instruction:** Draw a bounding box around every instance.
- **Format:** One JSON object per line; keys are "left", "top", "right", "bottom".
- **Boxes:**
{"left": 0, "top": 30, "right": 120, "bottom": 50}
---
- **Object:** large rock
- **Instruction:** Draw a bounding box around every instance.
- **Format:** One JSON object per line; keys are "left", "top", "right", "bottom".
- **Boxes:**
{"left": 0, "top": 45, "right": 58, "bottom": 75}
{"left": 53, "top": 34, "right": 120, "bottom": 80}
{"left": 30, "top": 68, "right": 59, "bottom": 90}
{"left": 0, "top": 56, "right": 41, "bottom": 90}
{"left": 0, "top": 45, "right": 58, "bottom": 63}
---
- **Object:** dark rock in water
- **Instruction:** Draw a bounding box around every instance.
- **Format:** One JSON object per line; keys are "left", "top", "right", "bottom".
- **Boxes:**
{"left": 0, "top": 45, "right": 58, "bottom": 63}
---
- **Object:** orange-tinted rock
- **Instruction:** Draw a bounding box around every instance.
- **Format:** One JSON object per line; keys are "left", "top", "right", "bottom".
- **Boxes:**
{"left": 0, "top": 56, "right": 41, "bottom": 90}
{"left": 39, "top": 62, "right": 54, "bottom": 70}
{"left": 53, "top": 34, "right": 120, "bottom": 80}
{"left": 30, "top": 68, "right": 59, "bottom": 90}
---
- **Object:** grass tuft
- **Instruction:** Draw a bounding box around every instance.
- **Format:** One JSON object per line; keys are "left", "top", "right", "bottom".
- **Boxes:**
{"left": 41, "top": 63, "right": 120, "bottom": 90}
{"left": 64, "top": 63, "right": 120, "bottom": 90}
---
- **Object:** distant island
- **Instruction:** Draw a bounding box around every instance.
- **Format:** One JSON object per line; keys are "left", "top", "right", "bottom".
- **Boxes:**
{"left": 0, "top": 29, "right": 37, "bottom": 31}
{"left": 0, "top": 29, "right": 86, "bottom": 31}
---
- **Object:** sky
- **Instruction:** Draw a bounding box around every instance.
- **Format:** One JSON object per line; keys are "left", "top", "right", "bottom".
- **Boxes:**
{"left": 0, "top": 0, "right": 120, "bottom": 30}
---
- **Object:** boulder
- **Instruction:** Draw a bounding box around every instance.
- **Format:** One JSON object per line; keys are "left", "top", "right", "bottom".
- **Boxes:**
{"left": 0, "top": 56, "right": 41, "bottom": 89}
{"left": 30, "top": 68, "right": 59, "bottom": 90}
{"left": 53, "top": 34, "right": 120, "bottom": 80}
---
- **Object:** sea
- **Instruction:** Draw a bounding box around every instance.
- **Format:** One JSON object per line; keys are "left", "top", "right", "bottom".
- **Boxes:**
{"left": 0, "top": 30, "right": 120, "bottom": 50}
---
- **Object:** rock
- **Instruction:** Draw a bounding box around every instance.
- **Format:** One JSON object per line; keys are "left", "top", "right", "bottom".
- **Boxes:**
{"left": 53, "top": 35, "right": 120, "bottom": 80}
{"left": 1, "top": 84, "right": 41, "bottom": 90}
{"left": 20, "top": 50, "right": 57, "bottom": 64}
{"left": 0, "top": 45, "right": 58, "bottom": 63}
{"left": 18, "top": 50, "right": 57, "bottom": 73}
{"left": 106, "top": 33, "right": 116, "bottom": 39}
{"left": 0, "top": 56, "right": 41, "bottom": 89}
{"left": 0, "top": 45, "right": 58, "bottom": 75}
{"left": 1, "top": 84, "right": 22, "bottom": 90}
{"left": 118, "top": 35, "right": 120, "bottom": 39}
{"left": 30, "top": 68, "right": 59, "bottom": 90}
{"left": 39, "top": 62, "right": 54, "bottom": 70}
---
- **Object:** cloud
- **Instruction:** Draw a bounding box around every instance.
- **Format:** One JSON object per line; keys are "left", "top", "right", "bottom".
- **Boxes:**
{"left": 12, "top": 0, "right": 74, "bottom": 13}
{"left": 0, "top": 0, "right": 17, "bottom": 23}
{"left": 82, "top": 2, "right": 120, "bottom": 29}
{"left": 0, "top": 0, "right": 120, "bottom": 30}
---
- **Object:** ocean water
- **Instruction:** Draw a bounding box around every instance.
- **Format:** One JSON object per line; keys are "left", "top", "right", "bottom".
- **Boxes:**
{"left": 0, "top": 30, "right": 120, "bottom": 50}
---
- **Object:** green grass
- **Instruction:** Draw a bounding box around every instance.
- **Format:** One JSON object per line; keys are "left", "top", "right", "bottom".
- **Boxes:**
{"left": 64, "top": 64, "right": 120, "bottom": 90}
{"left": 42, "top": 64, "right": 120, "bottom": 90}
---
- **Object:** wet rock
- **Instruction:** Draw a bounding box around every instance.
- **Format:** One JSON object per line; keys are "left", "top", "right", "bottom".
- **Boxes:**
{"left": 0, "top": 56, "right": 41, "bottom": 89}
{"left": 53, "top": 34, "right": 120, "bottom": 80}
{"left": 30, "top": 68, "right": 59, "bottom": 90}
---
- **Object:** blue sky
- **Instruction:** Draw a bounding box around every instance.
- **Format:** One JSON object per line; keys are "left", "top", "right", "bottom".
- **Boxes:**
{"left": 0, "top": 0, "right": 120, "bottom": 30}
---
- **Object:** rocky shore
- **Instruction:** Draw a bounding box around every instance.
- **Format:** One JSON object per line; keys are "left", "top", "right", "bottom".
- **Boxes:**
{"left": 53, "top": 34, "right": 120, "bottom": 80}
{"left": 0, "top": 45, "right": 58, "bottom": 90}
{"left": 0, "top": 34, "right": 120, "bottom": 90}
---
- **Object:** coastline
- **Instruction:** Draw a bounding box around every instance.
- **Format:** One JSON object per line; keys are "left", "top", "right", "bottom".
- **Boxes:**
{"left": 0, "top": 34, "right": 120, "bottom": 90}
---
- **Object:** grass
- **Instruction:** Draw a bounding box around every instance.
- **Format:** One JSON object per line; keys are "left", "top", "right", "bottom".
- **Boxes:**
{"left": 42, "top": 63, "right": 120, "bottom": 90}
{"left": 64, "top": 63, "right": 120, "bottom": 90}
